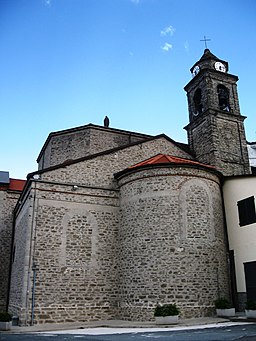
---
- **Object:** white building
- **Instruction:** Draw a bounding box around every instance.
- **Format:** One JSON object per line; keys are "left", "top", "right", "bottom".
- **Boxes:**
{"left": 223, "top": 175, "right": 256, "bottom": 309}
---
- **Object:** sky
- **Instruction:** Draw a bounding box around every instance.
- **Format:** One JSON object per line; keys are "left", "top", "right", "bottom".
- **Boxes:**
{"left": 0, "top": 0, "right": 256, "bottom": 179}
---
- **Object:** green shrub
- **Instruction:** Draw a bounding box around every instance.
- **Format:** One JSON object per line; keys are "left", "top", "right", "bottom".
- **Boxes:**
{"left": 246, "top": 300, "right": 256, "bottom": 310}
{"left": 154, "top": 303, "right": 180, "bottom": 317}
{"left": 214, "top": 298, "right": 231, "bottom": 309}
{"left": 0, "top": 312, "right": 12, "bottom": 322}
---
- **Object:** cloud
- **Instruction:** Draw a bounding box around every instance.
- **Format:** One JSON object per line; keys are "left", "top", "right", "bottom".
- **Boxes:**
{"left": 160, "top": 25, "right": 176, "bottom": 37}
{"left": 44, "top": 0, "right": 51, "bottom": 6}
{"left": 131, "top": 0, "right": 140, "bottom": 4}
{"left": 161, "top": 43, "right": 173, "bottom": 52}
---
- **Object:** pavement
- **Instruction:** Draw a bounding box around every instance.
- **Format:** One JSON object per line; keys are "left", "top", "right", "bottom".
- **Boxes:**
{"left": 6, "top": 315, "right": 256, "bottom": 334}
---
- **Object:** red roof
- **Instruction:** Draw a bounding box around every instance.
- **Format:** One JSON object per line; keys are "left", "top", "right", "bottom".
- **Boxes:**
{"left": 129, "top": 154, "right": 215, "bottom": 169}
{"left": 9, "top": 179, "right": 26, "bottom": 191}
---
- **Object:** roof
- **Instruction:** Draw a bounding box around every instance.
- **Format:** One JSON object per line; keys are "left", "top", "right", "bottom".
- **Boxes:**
{"left": 199, "top": 48, "right": 219, "bottom": 62}
{"left": 129, "top": 154, "right": 212, "bottom": 168}
{"left": 0, "top": 178, "right": 26, "bottom": 192}
{"left": 9, "top": 179, "right": 26, "bottom": 191}
{"left": 115, "top": 153, "right": 217, "bottom": 178}
{"left": 28, "top": 134, "right": 192, "bottom": 179}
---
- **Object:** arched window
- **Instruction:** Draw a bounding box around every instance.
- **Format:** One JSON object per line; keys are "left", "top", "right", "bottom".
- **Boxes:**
{"left": 217, "top": 85, "right": 230, "bottom": 111}
{"left": 193, "top": 88, "right": 203, "bottom": 116}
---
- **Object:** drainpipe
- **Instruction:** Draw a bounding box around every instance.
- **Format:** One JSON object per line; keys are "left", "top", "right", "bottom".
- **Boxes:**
{"left": 25, "top": 180, "right": 38, "bottom": 325}
{"left": 6, "top": 208, "right": 17, "bottom": 312}
{"left": 31, "top": 263, "right": 37, "bottom": 325}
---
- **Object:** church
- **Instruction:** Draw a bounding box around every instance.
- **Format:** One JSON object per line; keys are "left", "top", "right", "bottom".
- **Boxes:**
{"left": 1, "top": 49, "right": 256, "bottom": 325}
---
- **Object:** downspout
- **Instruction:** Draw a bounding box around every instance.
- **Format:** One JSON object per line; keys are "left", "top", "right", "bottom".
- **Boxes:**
{"left": 30, "top": 180, "right": 40, "bottom": 326}
{"left": 31, "top": 262, "right": 37, "bottom": 325}
{"left": 6, "top": 201, "right": 18, "bottom": 311}
{"left": 25, "top": 180, "right": 38, "bottom": 325}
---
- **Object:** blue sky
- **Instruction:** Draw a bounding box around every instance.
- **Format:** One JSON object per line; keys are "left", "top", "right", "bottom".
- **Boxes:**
{"left": 1, "top": 0, "right": 256, "bottom": 179}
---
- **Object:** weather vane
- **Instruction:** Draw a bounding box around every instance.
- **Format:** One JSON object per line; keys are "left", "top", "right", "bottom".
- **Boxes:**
{"left": 200, "top": 36, "right": 211, "bottom": 49}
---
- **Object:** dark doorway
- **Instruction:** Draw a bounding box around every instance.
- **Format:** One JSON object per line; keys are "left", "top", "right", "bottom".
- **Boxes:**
{"left": 244, "top": 261, "right": 256, "bottom": 301}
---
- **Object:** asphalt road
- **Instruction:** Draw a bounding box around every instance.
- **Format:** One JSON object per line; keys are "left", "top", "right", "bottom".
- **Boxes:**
{"left": 1, "top": 324, "right": 256, "bottom": 341}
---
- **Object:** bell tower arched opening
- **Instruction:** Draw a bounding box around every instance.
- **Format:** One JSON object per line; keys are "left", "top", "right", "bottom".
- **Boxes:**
{"left": 217, "top": 84, "right": 230, "bottom": 111}
{"left": 193, "top": 88, "right": 203, "bottom": 116}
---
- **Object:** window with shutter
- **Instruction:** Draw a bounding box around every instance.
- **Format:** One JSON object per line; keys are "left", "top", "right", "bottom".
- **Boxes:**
{"left": 237, "top": 196, "right": 256, "bottom": 227}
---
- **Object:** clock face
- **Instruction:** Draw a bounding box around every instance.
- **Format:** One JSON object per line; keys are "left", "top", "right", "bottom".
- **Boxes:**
{"left": 192, "top": 65, "right": 200, "bottom": 77}
{"left": 215, "top": 62, "right": 226, "bottom": 73}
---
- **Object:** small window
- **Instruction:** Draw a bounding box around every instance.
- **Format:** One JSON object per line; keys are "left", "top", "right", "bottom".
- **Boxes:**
{"left": 237, "top": 196, "right": 256, "bottom": 227}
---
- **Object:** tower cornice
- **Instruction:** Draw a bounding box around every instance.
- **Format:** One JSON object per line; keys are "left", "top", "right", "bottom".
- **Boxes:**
{"left": 184, "top": 68, "right": 239, "bottom": 92}
{"left": 184, "top": 109, "right": 247, "bottom": 131}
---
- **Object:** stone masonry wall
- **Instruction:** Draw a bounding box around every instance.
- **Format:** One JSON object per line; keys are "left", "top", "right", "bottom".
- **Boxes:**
{"left": 8, "top": 194, "right": 34, "bottom": 324}
{"left": 215, "top": 116, "right": 250, "bottom": 175}
{"left": 10, "top": 136, "right": 194, "bottom": 324}
{"left": 38, "top": 126, "right": 151, "bottom": 170}
{"left": 0, "top": 189, "right": 22, "bottom": 311}
{"left": 185, "top": 70, "right": 250, "bottom": 176}
{"left": 116, "top": 166, "right": 230, "bottom": 321}
{"left": 9, "top": 181, "right": 120, "bottom": 325}
{"left": 187, "top": 73, "right": 240, "bottom": 121}
{"left": 208, "top": 74, "right": 240, "bottom": 116}
{"left": 187, "top": 116, "right": 215, "bottom": 166}
{"left": 188, "top": 112, "right": 250, "bottom": 176}
{"left": 40, "top": 136, "right": 193, "bottom": 188}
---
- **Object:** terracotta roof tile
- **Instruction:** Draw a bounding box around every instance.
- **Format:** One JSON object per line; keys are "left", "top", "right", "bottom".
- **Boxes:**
{"left": 129, "top": 154, "right": 215, "bottom": 169}
{"left": 9, "top": 179, "right": 26, "bottom": 191}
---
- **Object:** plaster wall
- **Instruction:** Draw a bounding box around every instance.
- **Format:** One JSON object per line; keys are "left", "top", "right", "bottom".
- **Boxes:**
{"left": 223, "top": 177, "right": 256, "bottom": 293}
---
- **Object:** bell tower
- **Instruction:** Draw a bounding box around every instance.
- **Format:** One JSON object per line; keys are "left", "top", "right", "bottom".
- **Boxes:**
{"left": 184, "top": 49, "right": 250, "bottom": 176}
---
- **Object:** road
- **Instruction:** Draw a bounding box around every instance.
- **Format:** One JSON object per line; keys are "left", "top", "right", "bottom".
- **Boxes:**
{"left": 1, "top": 324, "right": 256, "bottom": 341}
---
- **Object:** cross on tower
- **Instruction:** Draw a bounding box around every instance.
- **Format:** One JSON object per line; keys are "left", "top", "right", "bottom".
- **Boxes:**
{"left": 200, "top": 36, "right": 211, "bottom": 49}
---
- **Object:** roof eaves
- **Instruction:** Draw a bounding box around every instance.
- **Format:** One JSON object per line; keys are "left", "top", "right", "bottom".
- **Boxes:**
{"left": 0, "top": 179, "right": 26, "bottom": 192}
{"left": 9, "top": 179, "right": 26, "bottom": 191}
{"left": 114, "top": 160, "right": 220, "bottom": 180}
